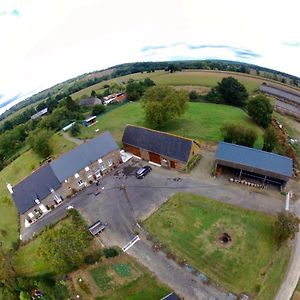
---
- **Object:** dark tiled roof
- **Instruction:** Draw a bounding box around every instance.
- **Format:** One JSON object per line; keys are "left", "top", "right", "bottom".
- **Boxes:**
{"left": 160, "top": 292, "right": 180, "bottom": 300}
{"left": 79, "top": 97, "right": 102, "bottom": 106}
{"left": 50, "top": 131, "right": 118, "bottom": 182}
{"left": 259, "top": 85, "right": 300, "bottom": 105}
{"left": 216, "top": 142, "right": 293, "bottom": 178}
{"left": 12, "top": 164, "right": 60, "bottom": 214}
{"left": 122, "top": 125, "right": 193, "bottom": 163}
{"left": 275, "top": 100, "right": 300, "bottom": 115}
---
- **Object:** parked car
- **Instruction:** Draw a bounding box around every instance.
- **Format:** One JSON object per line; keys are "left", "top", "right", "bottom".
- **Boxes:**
{"left": 136, "top": 166, "right": 152, "bottom": 179}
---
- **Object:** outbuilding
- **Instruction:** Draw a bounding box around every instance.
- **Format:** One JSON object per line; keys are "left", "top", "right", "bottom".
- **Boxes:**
{"left": 215, "top": 142, "right": 293, "bottom": 188}
{"left": 122, "top": 125, "right": 201, "bottom": 171}
{"left": 83, "top": 116, "right": 97, "bottom": 127}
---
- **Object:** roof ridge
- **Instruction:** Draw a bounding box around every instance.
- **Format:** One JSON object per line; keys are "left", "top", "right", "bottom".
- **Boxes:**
{"left": 125, "top": 124, "right": 195, "bottom": 143}
{"left": 219, "top": 141, "right": 293, "bottom": 161}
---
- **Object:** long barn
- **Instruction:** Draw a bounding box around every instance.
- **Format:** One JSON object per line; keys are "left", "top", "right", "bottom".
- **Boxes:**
{"left": 215, "top": 142, "right": 293, "bottom": 188}
{"left": 122, "top": 125, "right": 201, "bottom": 171}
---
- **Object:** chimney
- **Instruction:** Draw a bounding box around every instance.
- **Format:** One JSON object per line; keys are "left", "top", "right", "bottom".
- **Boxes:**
{"left": 7, "top": 183, "right": 13, "bottom": 194}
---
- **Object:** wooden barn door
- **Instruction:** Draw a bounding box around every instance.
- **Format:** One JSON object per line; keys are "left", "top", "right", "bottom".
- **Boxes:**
{"left": 149, "top": 152, "right": 161, "bottom": 164}
{"left": 125, "top": 144, "right": 141, "bottom": 157}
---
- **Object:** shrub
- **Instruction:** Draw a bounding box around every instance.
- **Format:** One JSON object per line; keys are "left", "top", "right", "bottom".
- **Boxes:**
{"left": 103, "top": 247, "right": 119, "bottom": 258}
{"left": 188, "top": 90, "right": 199, "bottom": 101}
{"left": 84, "top": 250, "right": 103, "bottom": 265}
{"left": 185, "top": 154, "right": 201, "bottom": 172}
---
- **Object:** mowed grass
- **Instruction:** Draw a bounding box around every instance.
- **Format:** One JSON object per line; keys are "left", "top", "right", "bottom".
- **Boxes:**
{"left": 71, "top": 69, "right": 271, "bottom": 100}
{"left": 144, "top": 193, "right": 290, "bottom": 297}
{"left": 0, "top": 134, "right": 75, "bottom": 250}
{"left": 78, "top": 102, "right": 264, "bottom": 147}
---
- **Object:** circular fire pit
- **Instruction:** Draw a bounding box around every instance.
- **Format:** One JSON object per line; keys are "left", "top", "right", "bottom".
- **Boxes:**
{"left": 218, "top": 232, "right": 233, "bottom": 246}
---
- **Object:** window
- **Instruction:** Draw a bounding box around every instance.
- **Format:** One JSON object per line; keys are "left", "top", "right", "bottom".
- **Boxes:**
{"left": 95, "top": 170, "right": 101, "bottom": 178}
{"left": 99, "top": 163, "right": 106, "bottom": 172}
{"left": 85, "top": 166, "right": 90, "bottom": 172}
{"left": 74, "top": 173, "right": 79, "bottom": 179}
{"left": 108, "top": 159, "right": 113, "bottom": 167}
{"left": 64, "top": 179, "right": 68, "bottom": 183}
{"left": 98, "top": 158, "right": 103, "bottom": 164}
{"left": 34, "top": 198, "right": 40, "bottom": 205}
{"left": 78, "top": 179, "right": 84, "bottom": 186}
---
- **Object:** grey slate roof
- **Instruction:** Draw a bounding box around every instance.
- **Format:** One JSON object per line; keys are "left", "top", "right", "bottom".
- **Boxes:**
{"left": 216, "top": 142, "right": 293, "bottom": 178}
{"left": 79, "top": 97, "right": 102, "bottom": 106}
{"left": 12, "top": 164, "right": 60, "bottom": 214}
{"left": 275, "top": 100, "right": 300, "bottom": 116}
{"left": 122, "top": 125, "right": 192, "bottom": 163}
{"left": 259, "top": 85, "right": 300, "bottom": 105}
{"left": 160, "top": 293, "right": 180, "bottom": 300}
{"left": 50, "top": 131, "right": 118, "bottom": 182}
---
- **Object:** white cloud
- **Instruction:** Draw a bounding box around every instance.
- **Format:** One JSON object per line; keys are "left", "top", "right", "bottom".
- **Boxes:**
{"left": 0, "top": 0, "right": 300, "bottom": 112}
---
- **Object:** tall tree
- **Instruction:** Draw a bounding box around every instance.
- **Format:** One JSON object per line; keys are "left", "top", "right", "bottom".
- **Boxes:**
{"left": 221, "top": 124, "right": 257, "bottom": 147}
{"left": 274, "top": 212, "right": 299, "bottom": 247}
{"left": 65, "top": 96, "right": 79, "bottom": 112}
{"left": 27, "top": 129, "right": 52, "bottom": 158}
{"left": 212, "top": 77, "right": 249, "bottom": 107}
{"left": 263, "top": 128, "right": 278, "bottom": 152}
{"left": 142, "top": 86, "right": 188, "bottom": 129}
{"left": 247, "top": 95, "right": 273, "bottom": 128}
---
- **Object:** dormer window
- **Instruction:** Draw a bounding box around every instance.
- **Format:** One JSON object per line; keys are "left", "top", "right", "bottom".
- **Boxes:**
{"left": 35, "top": 198, "right": 40, "bottom": 205}
{"left": 74, "top": 173, "right": 80, "bottom": 179}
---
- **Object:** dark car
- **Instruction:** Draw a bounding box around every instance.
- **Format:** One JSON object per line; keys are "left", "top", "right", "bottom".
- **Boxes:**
{"left": 136, "top": 166, "right": 152, "bottom": 179}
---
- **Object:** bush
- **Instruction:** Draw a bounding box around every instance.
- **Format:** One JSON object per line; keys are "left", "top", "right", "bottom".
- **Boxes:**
{"left": 103, "top": 247, "right": 119, "bottom": 258}
{"left": 92, "top": 104, "right": 105, "bottom": 116}
{"left": 70, "top": 123, "right": 80, "bottom": 137}
{"left": 221, "top": 124, "right": 257, "bottom": 147}
{"left": 188, "top": 90, "right": 199, "bottom": 101}
{"left": 84, "top": 250, "right": 103, "bottom": 265}
{"left": 185, "top": 154, "right": 201, "bottom": 172}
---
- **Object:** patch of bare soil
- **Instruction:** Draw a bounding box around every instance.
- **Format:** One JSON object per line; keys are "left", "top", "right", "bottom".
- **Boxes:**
{"left": 172, "top": 85, "right": 211, "bottom": 95}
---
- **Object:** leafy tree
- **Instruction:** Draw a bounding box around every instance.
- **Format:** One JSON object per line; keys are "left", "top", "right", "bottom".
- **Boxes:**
{"left": 274, "top": 212, "right": 299, "bottom": 246}
{"left": 247, "top": 95, "right": 273, "bottom": 128}
{"left": 126, "top": 80, "right": 145, "bottom": 101}
{"left": 0, "top": 249, "right": 16, "bottom": 292}
{"left": 91, "top": 90, "right": 97, "bottom": 97}
{"left": 70, "top": 123, "right": 80, "bottom": 137}
{"left": 143, "top": 78, "right": 155, "bottom": 87}
{"left": 36, "top": 101, "right": 47, "bottom": 112}
{"left": 27, "top": 129, "right": 52, "bottom": 158}
{"left": 263, "top": 128, "right": 278, "bottom": 152}
{"left": 142, "top": 86, "right": 188, "bottom": 129}
{"left": 92, "top": 104, "right": 105, "bottom": 116}
{"left": 204, "top": 87, "right": 223, "bottom": 103}
{"left": 103, "top": 248, "right": 119, "bottom": 258}
{"left": 39, "top": 222, "right": 89, "bottom": 273}
{"left": 65, "top": 96, "right": 79, "bottom": 112}
{"left": 209, "top": 77, "right": 248, "bottom": 107}
{"left": 221, "top": 124, "right": 257, "bottom": 147}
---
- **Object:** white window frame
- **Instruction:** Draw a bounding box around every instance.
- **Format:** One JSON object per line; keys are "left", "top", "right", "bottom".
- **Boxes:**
{"left": 78, "top": 179, "right": 84, "bottom": 186}
{"left": 74, "top": 173, "right": 80, "bottom": 179}
{"left": 98, "top": 158, "right": 103, "bottom": 164}
{"left": 99, "top": 163, "right": 106, "bottom": 172}
{"left": 85, "top": 166, "right": 90, "bottom": 172}
{"left": 95, "top": 169, "right": 101, "bottom": 178}
{"left": 108, "top": 159, "right": 113, "bottom": 167}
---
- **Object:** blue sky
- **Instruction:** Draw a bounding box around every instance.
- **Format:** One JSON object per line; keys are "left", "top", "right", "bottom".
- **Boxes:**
{"left": 0, "top": 0, "right": 299, "bottom": 114}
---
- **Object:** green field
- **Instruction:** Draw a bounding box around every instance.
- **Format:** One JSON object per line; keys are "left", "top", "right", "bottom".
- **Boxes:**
{"left": 144, "top": 193, "right": 290, "bottom": 298}
{"left": 78, "top": 101, "right": 264, "bottom": 147}
{"left": 71, "top": 69, "right": 271, "bottom": 100}
{"left": 0, "top": 134, "right": 75, "bottom": 250}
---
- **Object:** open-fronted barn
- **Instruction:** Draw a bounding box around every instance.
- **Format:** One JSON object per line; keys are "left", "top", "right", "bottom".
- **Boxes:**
{"left": 215, "top": 142, "right": 293, "bottom": 188}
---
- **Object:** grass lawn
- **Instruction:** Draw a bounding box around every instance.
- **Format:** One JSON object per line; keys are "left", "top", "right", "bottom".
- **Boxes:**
{"left": 0, "top": 133, "right": 75, "bottom": 250}
{"left": 78, "top": 101, "right": 264, "bottom": 148}
{"left": 144, "top": 193, "right": 290, "bottom": 298}
{"left": 13, "top": 217, "right": 80, "bottom": 276}
{"left": 67, "top": 253, "right": 169, "bottom": 300}
{"left": 72, "top": 69, "right": 282, "bottom": 100}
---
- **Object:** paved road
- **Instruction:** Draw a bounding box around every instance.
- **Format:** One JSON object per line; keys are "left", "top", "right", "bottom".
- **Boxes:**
{"left": 275, "top": 199, "right": 300, "bottom": 300}
{"left": 127, "top": 239, "right": 227, "bottom": 300}
{"left": 62, "top": 131, "right": 83, "bottom": 145}
{"left": 21, "top": 159, "right": 286, "bottom": 299}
